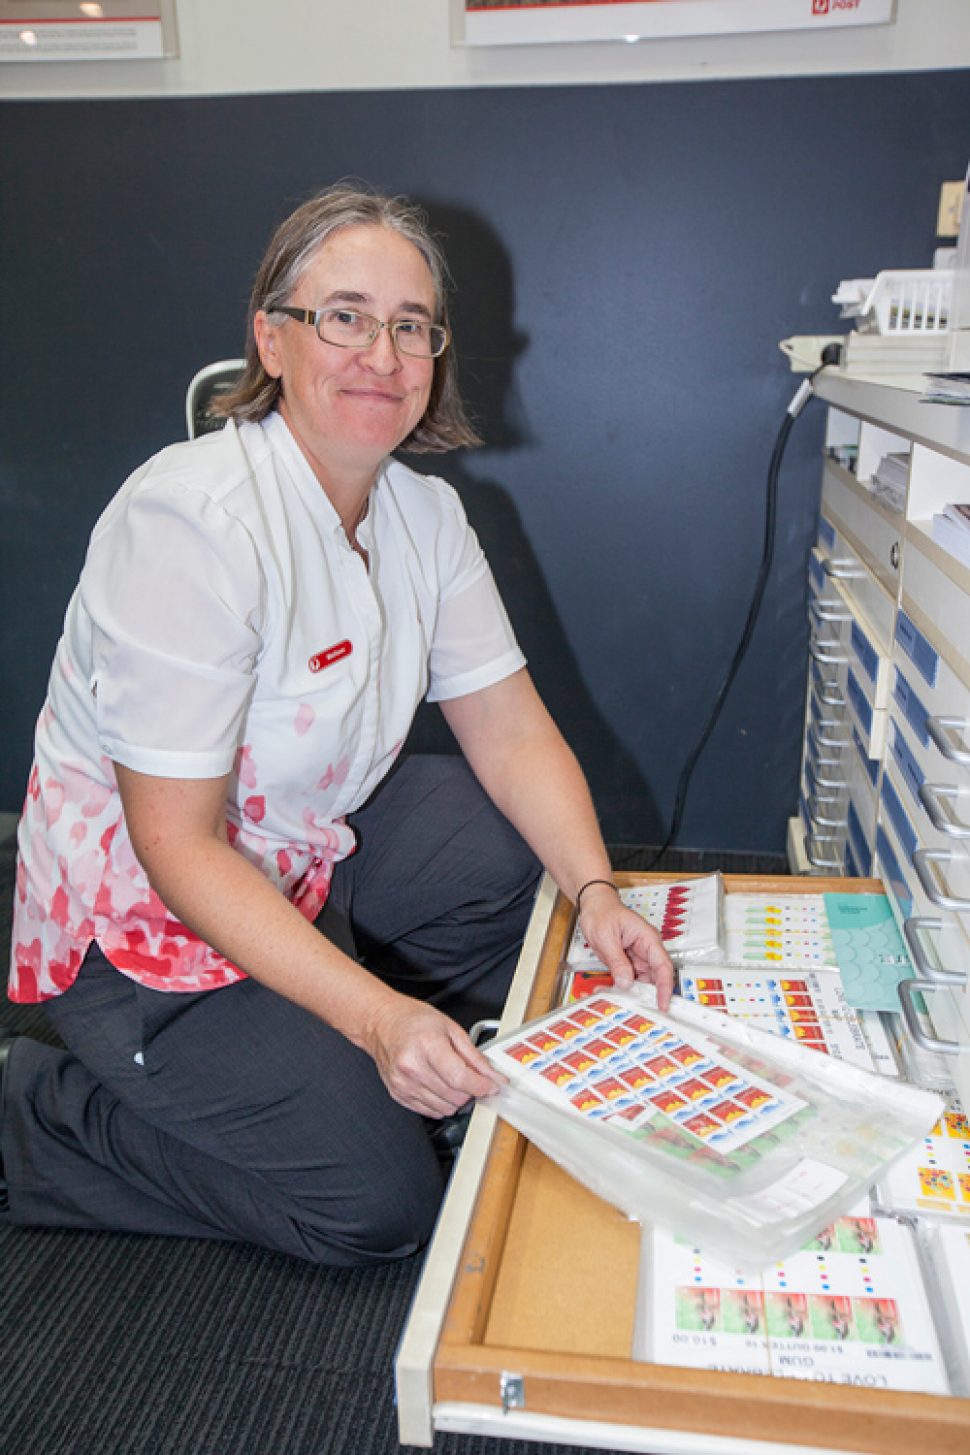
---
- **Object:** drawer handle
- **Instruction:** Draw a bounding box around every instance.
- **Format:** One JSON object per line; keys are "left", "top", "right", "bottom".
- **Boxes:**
{"left": 822, "top": 556, "right": 866, "bottom": 581}
{"left": 810, "top": 802, "right": 848, "bottom": 829}
{"left": 918, "top": 783, "right": 970, "bottom": 840}
{"left": 902, "top": 916, "right": 966, "bottom": 987}
{"left": 808, "top": 784, "right": 843, "bottom": 808}
{"left": 813, "top": 725, "right": 849, "bottom": 750}
{"left": 807, "top": 728, "right": 842, "bottom": 765}
{"left": 897, "top": 977, "right": 961, "bottom": 1056}
{"left": 912, "top": 848, "right": 970, "bottom": 912}
{"left": 809, "top": 599, "right": 852, "bottom": 624}
{"left": 809, "top": 637, "right": 849, "bottom": 666}
{"left": 817, "top": 680, "right": 847, "bottom": 709}
{"left": 926, "top": 715, "right": 970, "bottom": 766}
{"left": 811, "top": 707, "right": 846, "bottom": 731}
{"left": 810, "top": 766, "right": 845, "bottom": 790}
{"left": 804, "top": 833, "right": 842, "bottom": 871}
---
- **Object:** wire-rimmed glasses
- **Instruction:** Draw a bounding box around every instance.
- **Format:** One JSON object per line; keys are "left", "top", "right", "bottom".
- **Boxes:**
{"left": 274, "top": 306, "right": 449, "bottom": 359}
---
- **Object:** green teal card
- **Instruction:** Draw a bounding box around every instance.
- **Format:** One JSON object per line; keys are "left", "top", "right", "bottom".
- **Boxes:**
{"left": 823, "top": 893, "right": 914, "bottom": 1011}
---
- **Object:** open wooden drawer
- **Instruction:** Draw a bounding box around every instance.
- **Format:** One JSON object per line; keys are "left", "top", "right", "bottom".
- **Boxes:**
{"left": 395, "top": 872, "right": 970, "bottom": 1454}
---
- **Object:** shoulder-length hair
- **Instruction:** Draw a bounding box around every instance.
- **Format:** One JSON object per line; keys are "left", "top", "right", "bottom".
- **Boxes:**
{"left": 214, "top": 183, "right": 482, "bottom": 453}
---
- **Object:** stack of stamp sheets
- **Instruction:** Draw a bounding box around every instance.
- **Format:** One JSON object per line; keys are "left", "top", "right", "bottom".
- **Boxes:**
{"left": 548, "top": 883, "right": 967, "bottom": 1398}
{"left": 563, "top": 888, "right": 902, "bottom": 1078}
{"left": 636, "top": 1213, "right": 951, "bottom": 1395}
{"left": 679, "top": 894, "right": 899, "bottom": 1077}
{"left": 677, "top": 966, "right": 897, "bottom": 1076}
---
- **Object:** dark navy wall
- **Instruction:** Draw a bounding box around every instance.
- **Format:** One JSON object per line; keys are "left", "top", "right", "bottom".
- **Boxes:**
{"left": 2, "top": 73, "right": 969, "bottom": 848}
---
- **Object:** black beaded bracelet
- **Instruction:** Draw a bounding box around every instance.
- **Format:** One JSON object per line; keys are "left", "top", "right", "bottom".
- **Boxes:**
{"left": 574, "top": 878, "right": 619, "bottom": 911}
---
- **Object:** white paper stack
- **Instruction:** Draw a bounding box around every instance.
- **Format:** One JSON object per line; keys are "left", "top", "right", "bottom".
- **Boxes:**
{"left": 869, "top": 451, "right": 909, "bottom": 513}
{"left": 931, "top": 504, "right": 970, "bottom": 571}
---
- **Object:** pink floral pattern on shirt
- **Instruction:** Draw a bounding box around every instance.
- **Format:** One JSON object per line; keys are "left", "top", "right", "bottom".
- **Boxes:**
{"left": 11, "top": 728, "right": 350, "bottom": 1001}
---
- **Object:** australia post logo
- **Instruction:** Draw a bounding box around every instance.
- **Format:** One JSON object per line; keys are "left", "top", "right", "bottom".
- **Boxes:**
{"left": 812, "top": 0, "right": 862, "bottom": 13}
{"left": 308, "top": 639, "right": 352, "bottom": 673}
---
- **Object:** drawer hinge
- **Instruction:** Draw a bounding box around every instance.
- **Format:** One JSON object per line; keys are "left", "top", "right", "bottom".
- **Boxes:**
{"left": 500, "top": 1370, "right": 525, "bottom": 1413}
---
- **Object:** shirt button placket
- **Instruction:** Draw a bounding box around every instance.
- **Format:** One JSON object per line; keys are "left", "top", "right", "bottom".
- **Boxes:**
{"left": 339, "top": 542, "right": 382, "bottom": 810}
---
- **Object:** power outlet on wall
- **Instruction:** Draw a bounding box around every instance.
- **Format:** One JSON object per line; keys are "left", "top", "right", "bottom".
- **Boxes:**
{"left": 937, "top": 180, "right": 965, "bottom": 239}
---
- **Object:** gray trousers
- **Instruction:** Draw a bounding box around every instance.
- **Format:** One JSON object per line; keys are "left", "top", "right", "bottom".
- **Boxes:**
{"left": 3, "top": 756, "right": 540, "bottom": 1265}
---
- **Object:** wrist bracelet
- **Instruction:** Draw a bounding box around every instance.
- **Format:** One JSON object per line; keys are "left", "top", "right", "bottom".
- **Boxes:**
{"left": 575, "top": 877, "right": 619, "bottom": 911}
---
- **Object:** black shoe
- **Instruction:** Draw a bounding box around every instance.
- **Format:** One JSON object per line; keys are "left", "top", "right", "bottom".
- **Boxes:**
{"left": 0, "top": 1029, "right": 18, "bottom": 1213}
{"left": 427, "top": 1106, "right": 473, "bottom": 1172}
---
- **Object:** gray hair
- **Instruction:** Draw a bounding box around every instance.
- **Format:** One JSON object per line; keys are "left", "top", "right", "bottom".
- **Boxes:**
{"left": 214, "top": 183, "right": 481, "bottom": 452}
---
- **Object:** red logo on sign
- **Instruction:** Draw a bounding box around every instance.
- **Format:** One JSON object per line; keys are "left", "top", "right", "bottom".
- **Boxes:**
{"left": 309, "top": 640, "right": 352, "bottom": 673}
{"left": 813, "top": 0, "right": 829, "bottom": 12}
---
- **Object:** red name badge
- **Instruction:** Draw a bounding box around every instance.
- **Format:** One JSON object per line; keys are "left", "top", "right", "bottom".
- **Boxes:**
{"left": 309, "top": 640, "right": 352, "bottom": 673}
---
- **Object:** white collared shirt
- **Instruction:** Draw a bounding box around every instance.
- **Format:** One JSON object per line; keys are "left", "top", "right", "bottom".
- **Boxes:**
{"left": 11, "top": 411, "right": 525, "bottom": 1000}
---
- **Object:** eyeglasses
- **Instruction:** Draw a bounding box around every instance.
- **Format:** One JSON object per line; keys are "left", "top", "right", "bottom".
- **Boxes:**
{"left": 274, "top": 305, "right": 449, "bottom": 359}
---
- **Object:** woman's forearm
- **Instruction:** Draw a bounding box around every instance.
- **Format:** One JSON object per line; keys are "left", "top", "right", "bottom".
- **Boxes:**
{"left": 441, "top": 671, "right": 614, "bottom": 902}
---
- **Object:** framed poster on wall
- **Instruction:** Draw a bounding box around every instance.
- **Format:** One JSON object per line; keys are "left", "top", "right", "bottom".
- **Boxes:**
{"left": 460, "top": 0, "right": 896, "bottom": 47}
{"left": 0, "top": 0, "right": 178, "bottom": 61}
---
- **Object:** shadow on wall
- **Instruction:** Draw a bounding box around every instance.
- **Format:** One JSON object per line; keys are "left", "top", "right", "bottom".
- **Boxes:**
{"left": 402, "top": 200, "right": 662, "bottom": 843}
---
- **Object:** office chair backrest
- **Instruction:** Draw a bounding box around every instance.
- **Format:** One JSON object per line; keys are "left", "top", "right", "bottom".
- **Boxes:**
{"left": 185, "top": 359, "right": 246, "bottom": 439}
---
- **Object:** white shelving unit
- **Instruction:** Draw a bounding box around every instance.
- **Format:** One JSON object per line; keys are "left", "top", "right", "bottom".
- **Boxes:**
{"left": 792, "top": 368, "right": 970, "bottom": 1110}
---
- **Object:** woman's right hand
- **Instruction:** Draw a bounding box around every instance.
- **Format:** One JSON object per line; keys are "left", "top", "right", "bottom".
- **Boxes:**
{"left": 363, "top": 996, "right": 505, "bottom": 1119}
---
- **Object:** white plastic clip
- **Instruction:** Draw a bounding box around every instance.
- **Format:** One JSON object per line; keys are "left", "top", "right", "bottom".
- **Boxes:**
{"left": 500, "top": 1371, "right": 525, "bottom": 1413}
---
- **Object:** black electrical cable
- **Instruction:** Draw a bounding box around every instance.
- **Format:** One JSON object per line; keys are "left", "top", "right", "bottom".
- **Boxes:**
{"left": 621, "top": 364, "right": 827, "bottom": 873}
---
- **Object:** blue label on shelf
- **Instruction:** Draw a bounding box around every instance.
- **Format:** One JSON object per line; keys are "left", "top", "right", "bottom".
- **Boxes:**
{"left": 876, "top": 825, "right": 913, "bottom": 920}
{"left": 881, "top": 774, "right": 918, "bottom": 862}
{"left": 850, "top": 619, "right": 878, "bottom": 685}
{"left": 851, "top": 727, "right": 879, "bottom": 787}
{"left": 890, "top": 720, "right": 925, "bottom": 810}
{"left": 846, "top": 799, "right": 872, "bottom": 875}
{"left": 892, "top": 666, "right": 930, "bottom": 748}
{"left": 819, "top": 516, "right": 836, "bottom": 549}
{"left": 895, "top": 610, "right": 938, "bottom": 688}
{"left": 847, "top": 668, "right": 873, "bottom": 737}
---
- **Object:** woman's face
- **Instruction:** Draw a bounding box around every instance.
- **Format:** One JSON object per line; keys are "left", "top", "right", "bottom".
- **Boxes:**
{"left": 255, "top": 223, "right": 437, "bottom": 481}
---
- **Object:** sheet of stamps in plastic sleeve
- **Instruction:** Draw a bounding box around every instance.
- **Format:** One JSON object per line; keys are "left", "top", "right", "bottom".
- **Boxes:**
{"left": 485, "top": 992, "right": 808, "bottom": 1159}
{"left": 565, "top": 876, "right": 721, "bottom": 970}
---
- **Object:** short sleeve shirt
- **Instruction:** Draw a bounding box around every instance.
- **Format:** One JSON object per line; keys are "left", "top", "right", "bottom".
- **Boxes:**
{"left": 10, "top": 412, "right": 525, "bottom": 1001}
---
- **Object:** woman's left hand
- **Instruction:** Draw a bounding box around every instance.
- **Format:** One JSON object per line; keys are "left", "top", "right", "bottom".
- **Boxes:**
{"left": 578, "top": 883, "right": 674, "bottom": 1009}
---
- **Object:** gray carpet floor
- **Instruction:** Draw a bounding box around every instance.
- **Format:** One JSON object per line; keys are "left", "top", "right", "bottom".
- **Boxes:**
{"left": 0, "top": 833, "right": 786, "bottom": 1455}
